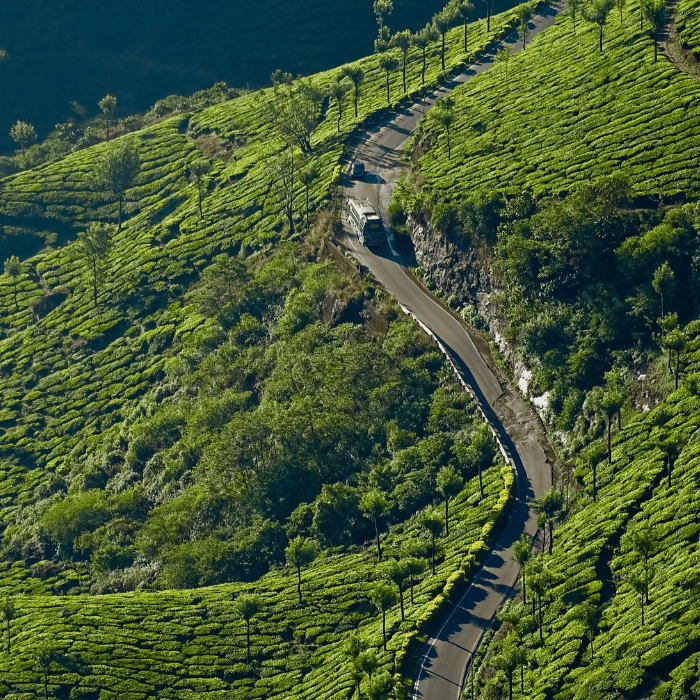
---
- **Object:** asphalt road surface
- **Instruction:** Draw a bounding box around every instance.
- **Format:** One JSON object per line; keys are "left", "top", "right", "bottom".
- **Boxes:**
{"left": 338, "top": 5, "right": 565, "bottom": 698}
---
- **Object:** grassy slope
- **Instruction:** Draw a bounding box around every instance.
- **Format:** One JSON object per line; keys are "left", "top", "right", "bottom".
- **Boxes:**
{"left": 0, "top": 3, "right": 522, "bottom": 510}
{"left": 0, "top": 466, "right": 510, "bottom": 699}
{"left": 416, "top": 1, "right": 700, "bottom": 198}
{"left": 677, "top": 0, "right": 700, "bottom": 55}
{"left": 477, "top": 324, "right": 700, "bottom": 700}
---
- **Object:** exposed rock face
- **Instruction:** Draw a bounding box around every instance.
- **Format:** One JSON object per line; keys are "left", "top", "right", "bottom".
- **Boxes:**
{"left": 407, "top": 213, "right": 497, "bottom": 314}
{"left": 407, "top": 214, "right": 537, "bottom": 403}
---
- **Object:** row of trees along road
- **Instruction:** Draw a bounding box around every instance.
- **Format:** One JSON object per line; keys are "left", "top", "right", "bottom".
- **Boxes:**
{"left": 567, "top": 0, "right": 667, "bottom": 58}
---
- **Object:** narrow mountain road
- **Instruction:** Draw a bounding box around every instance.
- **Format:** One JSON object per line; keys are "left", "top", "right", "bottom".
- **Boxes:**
{"left": 338, "top": 5, "right": 564, "bottom": 698}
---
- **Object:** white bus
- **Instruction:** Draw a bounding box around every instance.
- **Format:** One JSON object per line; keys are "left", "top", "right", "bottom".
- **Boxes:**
{"left": 347, "top": 198, "right": 385, "bottom": 247}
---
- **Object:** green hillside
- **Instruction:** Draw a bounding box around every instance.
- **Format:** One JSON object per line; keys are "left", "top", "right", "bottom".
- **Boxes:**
{"left": 471, "top": 325, "right": 700, "bottom": 700}
{"left": 677, "top": 0, "right": 700, "bottom": 55}
{"left": 396, "top": 0, "right": 700, "bottom": 438}
{"left": 413, "top": 0, "right": 700, "bottom": 198}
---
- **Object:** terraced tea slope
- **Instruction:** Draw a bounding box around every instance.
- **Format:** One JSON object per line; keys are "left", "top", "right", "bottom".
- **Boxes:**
{"left": 415, "top": 0, "right": 700, "bottom": 198}
{"left": 473, "top": 323, "right": 700, "bottom": 700}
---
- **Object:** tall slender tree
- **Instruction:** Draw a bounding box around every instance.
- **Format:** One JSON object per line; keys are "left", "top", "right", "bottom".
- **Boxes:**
{"left": 495, "top": 643, "right": 527, "bottom": 700}
{"left": 420, "top": 510, "right": 444, "bottom": 574}
{"left": 391, "top": 30, "right": 412, "bottom": 93}
{"left": 412, "top": 25, "right": 438, "bottom": 85}
{"left": 457, "top": 0, "right": 475, "bottom": 51}
{"left": 342, "top": 66, "right": 365, "bottom": 118}
{"left": 663, "top": 328, "right": 687, "bottom": 389}
{"left": 378, "top": 53, "right": 400, "bottom": 105}
{"left": 370, "top": 582, "right": 398, "bottom": 650}
{"left": 379, "top": 559, "right": 411, "bottom": 621}
{"left": 433, "top": 6, "right": 457, "bottom": 70}
{"left": 286, "top": 537, "right": 319, "bottom": 603}
{"left": 98, "top": 94, "right": 117, "bottom": 140}
{"left": 75, "top": 222, "right": 115, "bottom": 307}
{"left": 10, "top": 120, "right": 37, "bottom": 156}
{"left": 232, "top": 594, "right": 264, "bottom": 665}
{"left": 569, "top": 0, "right": 583, "bottom": 32}
{"left": 642, "top": 0, "right": 666, "bottom": 62}
{"left": 330, "top": 80, "right": 350, "bottom": 132}
{"left": 189, "top": 160, "right": 210, "bottom": 219}
{"left": 532, "top": 488, "right": 564, "bottom": 555}
{"left": 512, "top": 534, "right": 532, "bottom": 604}
{"left": 93, "top": 138, "right": 141, "bottom": 231}
{"left": 360, "top": 489, "right": 389, "bottom": 561}
{"left": 583, "top": 0, "right": 615, "bottom": 52}
{"left": 35, "top": 642, "right": 56, "bottom": 700}
{"left": 437, "top": 465, "right": 462, "bottom": 534}
{"left": 4, "top": 256, "right": 22, "bottom": 310}
{"left": 299, "top": 166, "right": 319, "bottom": 229}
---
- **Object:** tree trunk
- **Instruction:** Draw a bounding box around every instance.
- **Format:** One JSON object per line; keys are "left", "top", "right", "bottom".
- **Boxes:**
{"left": 508, "top": 674, "right": 513, "bottom": 700}
{"left": 6, "top": 619, "right": 9, "bottom": 653}
{"left": 13, "top": 281, "right": 17, "bottom": 309}
{"left": 668, "top": 456, "right": 672, "bottom": 489}
{"left": 354, "top": 90, "right": 358, "bottom": 118}
{"left": 246, "top": 619, "right": 251, "bottom": 665}
{"left": 44, "top": 674, "right": 48, "bottom": 700}
{"left": 445, "top": 499, "right": 449, "bottom": 535}
{"left": 431, "top": 534, "right": 436, "bottom": 575}
{"left": 198, "top": 187, "right": 203, "bottom": 218}
{"left": 118, "top": 196, "right": 123, "bottom": 231}
{"left": 375, "top": 521, "right": 382, "bottom": 562}
{"left": 410, "top": 576, "right": 415, "bottom": 604}
{"left": 399, "top": 586, "right": 405, "bottom": 621}
{"left": 464, "top": 22, "right": 468, "bottom": 51}
{"left": 538, "top": 596, "right": 543, "bottom": 645}
{"left": 402, "top": 60, "right": 407, "bottom": 93}
{"left": 447, "top": 130, "right": 451, "bottom": 160}
{"left": 641, "top": 594, "right": 645, "bottom": 625}
{"left": 297, "top": 565, "right": 302, "bottom": 603}
{"left": 654, "top": 30, "right": 658, "bottom": 62}
{"left": 607, "top": 417, "right": 612, "bottom": 464}
{"left": 599, "top": 24, "right": 603, "bottom": 52}
{"left": 385, "top": 72, "right": 390, "bottom": 105}
{"left": 382, "top": 610, "right": 387, "bottom": 650}
{"left": 522, "top": 571, "right": 527, "bottom": 605}
{"left": 422, "top": 49, "right": 426, "bottom": 84}
{"left": 590, "top": 633, "right": 594, "bottom": 661}
{"left": 521, "top": 664, "right": 524, "bottom": 693}
{"left": 618, "top": 410, "right": 622, "bottom": 431}
{"left": 305, "top": 187, "right": 309, "bottom": 229}
{"left": 441, "top": 33, "right": 446, "bottom": 70}
{"left": 675, "top": 350, "right": 680, "bottom": 390}
{"left": 548, "top": 519, "right": 553, "bottom": 555}
{"left": 487, "top": 9, "right": 491, "bottom": 32}
{"left": 478, "top": 463, "right": 483, "bottom": 497}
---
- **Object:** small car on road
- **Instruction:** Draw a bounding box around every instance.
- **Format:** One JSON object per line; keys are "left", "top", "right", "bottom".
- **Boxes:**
{"left": 351, "top": 161, "right": 366, "bottom": 179}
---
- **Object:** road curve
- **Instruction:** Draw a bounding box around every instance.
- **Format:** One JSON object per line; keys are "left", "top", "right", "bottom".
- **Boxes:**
{"left": 339, "top": 5, "right": 564, "bottom": 698}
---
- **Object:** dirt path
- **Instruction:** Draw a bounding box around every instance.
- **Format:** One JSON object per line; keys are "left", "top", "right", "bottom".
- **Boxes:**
{"left": 337, "top": 4, "right": 565, "bottom": 698}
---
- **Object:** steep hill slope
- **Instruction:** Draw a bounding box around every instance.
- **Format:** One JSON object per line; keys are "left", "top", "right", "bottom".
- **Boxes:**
{"left": 472, "top": 325, "right": 700, "bottom": 700}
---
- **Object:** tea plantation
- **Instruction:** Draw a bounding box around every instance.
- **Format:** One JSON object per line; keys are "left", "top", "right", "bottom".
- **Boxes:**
{"left": 414, "top": 0, "right": 700, "bottom": 197}
{"left": 470, "top": 325, "right": 700, "bottom": 700}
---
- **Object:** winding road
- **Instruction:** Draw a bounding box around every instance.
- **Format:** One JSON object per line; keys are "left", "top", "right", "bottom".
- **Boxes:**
{"left": 338, "top": 5, "right": 564, "bottom": 698}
